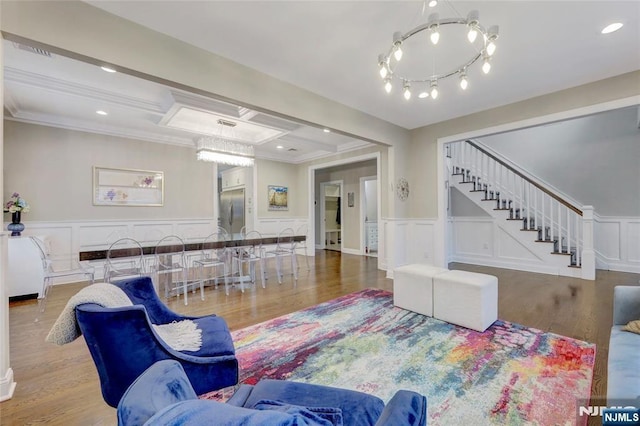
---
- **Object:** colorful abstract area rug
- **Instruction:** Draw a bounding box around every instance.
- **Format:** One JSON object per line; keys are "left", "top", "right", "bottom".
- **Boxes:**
{"left": 202, "top": 288, "right": 595, "bottom": 425}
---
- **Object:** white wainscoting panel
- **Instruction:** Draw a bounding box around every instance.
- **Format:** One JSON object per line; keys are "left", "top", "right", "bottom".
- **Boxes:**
{"left": 384, "top": 218, "right": 438, "bottom": 278}
{"left": 449, "top": 215, "right": 640, "bottom": 275}
{"left": 449, "top": 217, "right": 570, "bottom": 276}
{"left": 595, "top": 216, "right": 640, "bottom": 273}
{"left": 9, "top": 218, "right": 218, "bottom": 284}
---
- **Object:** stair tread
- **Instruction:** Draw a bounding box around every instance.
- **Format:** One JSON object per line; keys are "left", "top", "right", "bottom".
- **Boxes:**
{"left": 521, "top": 229, "right": 538, "bottom": 232}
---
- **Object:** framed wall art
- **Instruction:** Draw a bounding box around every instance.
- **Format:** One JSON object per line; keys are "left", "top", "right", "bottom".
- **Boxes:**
{"left": 268, "top": 185, "right": 288, "bottom": 211}
{"left": 93, "top": 166, "right": 164, "bottom": 206}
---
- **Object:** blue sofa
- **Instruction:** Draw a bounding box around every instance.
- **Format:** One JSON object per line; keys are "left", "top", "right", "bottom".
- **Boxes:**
{"left": 607, "top": 286, "right": 640, "bottom": 402}
{"left": 117, "top": 360, "right": 427, "bottom": 426}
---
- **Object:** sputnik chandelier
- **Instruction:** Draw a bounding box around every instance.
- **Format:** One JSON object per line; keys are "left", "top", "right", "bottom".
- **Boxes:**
{"left": 378, "top": 0, "right": 499, "bottom": 100}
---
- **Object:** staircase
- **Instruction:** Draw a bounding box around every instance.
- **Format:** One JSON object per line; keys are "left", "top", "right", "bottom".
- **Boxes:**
{"left": 447, "top": 140, "right": 595, "bottom": 280}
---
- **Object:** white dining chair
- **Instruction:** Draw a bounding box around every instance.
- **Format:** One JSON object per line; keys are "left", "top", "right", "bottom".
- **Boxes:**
{"left": 235, "top": 230, "right": 266, "bottom": 290}
{"left": 263, "top": 228, "right": 298, "bottom": 284}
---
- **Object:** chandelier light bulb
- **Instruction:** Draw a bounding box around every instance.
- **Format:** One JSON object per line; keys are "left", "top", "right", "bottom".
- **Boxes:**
{"left": 378, "top": 54, "right": 388, "bottom": 78}
{"left": 486, "top": 41, "right": 496, "bottom": 56}
{"left": 392, "top": 31, "right": 403, "bottom": 61}
{"left": 394, "top": 47, "right": 403, "bottom": 61}
{"left": 466, "top": 10, "right": 479, "bottom": 43}
{"left": 403, "top": 82, "right": 411, "bottom": 100}
{"left": 418, "top": 91, "right": 429, "bottom": 99}
{"left": 486, "top": 25, "right": 499, "bottom": 57}
{"left": 384, "top": 79, "right": 392, "bottom": 94}
{"left": 482, "top": 59, "right": 491, "bottom": 74}
{"left": 430, "top": 81, "right": 439, "bottom": 99}
{"left": 428, "top": 0, "right": 438, "bottom": 7}
{"left": 430, "top": 29, "right": 440, "bottom": 45}
{"left": 467, "top": 27, "right": 478, "bottom": 43}
{"left": 459, "top": 73, "right": 468, "bottom": 90}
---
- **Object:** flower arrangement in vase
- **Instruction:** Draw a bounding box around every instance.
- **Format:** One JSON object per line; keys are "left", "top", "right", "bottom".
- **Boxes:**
{"left": 4, "top": 192, "right": 30, "bottom": 236}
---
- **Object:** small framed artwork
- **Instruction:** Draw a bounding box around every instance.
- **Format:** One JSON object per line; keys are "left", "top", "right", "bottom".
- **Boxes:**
{"left": 93, "top": 166, "right": 164, "bottom": 206}
{"left": 268, "top": 185, "right": 288, "bottom": 211}
{"left": 347, "top": 192, "right": 355, "bottom": 207}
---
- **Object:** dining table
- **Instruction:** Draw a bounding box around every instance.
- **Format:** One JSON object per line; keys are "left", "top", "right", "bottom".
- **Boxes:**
{"left": 79, "top": 235, "right": 306, "bottom": 261}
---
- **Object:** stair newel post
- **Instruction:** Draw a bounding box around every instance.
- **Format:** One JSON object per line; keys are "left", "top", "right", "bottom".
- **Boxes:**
{"left": 581, "top": 206, "right": 595, "bottom": 280}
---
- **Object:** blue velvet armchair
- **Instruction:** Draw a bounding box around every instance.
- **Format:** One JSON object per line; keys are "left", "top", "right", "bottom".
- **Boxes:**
{"left": 118, "top": 360, "right": 427, "bottom": 426}
{"left": 76, "top": 276, "right": 238, "bottom": 407}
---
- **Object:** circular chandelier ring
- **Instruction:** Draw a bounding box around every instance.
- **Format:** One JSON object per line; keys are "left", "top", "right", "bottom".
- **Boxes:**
{"left": 379, "top": 10, "right": 499, "bottom": 98}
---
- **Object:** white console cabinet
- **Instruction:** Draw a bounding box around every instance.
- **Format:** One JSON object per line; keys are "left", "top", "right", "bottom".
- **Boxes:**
{"left": 7, "top": 236, "right": 45, "bottom": 299}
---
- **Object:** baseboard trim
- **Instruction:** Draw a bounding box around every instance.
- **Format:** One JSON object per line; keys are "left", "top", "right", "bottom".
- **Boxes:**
{"left": 341, "top": 248, "right": 361, "bottom": 256}
{"left": 0, "top": 368, "right": 16, "bottom": 402}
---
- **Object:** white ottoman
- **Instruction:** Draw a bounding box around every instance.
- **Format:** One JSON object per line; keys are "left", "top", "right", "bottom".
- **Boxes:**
{"left": 393, "top": 264, "right": 449, "bottom": 317}
{"left": 433, "top": 270, "right": 498, "bottom": 332}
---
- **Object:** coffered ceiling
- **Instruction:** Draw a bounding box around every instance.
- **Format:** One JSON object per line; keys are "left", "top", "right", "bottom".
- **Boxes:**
{"left": 3, "top": 39, "right": 371, "bottom": 164}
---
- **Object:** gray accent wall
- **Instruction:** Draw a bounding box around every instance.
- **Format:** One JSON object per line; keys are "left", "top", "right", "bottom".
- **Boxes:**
{"left": 479, "top": 106, "right": 640, "bottom": 216}
{"left": 450, "top": 187, "right": 490, "bottom": 217}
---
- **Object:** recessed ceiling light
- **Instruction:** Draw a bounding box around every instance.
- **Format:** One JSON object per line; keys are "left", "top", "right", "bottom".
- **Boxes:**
{"left": 276, "top": 145, "right": 284, "bottom": 149}
{"left": 323, "top": 128, "right": 331, "bottom": 133}
{"left": 96, "top": 110, "right": 108, "bottom": 116}
{"left": 100, "top": 66, "right": 117, "bottom": 73}
{"left": 601, "top": 23, "right": 623, "bottom": 34}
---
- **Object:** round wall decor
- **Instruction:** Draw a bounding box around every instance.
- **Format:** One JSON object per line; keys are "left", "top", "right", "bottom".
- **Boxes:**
{"left": 396, "top": 177, "right": 409, "bottom": 201}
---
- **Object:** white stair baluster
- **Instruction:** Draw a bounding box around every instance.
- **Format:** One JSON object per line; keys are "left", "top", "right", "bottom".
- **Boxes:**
{"left": 566, "top": 209, "right": 571, "bottom": 258}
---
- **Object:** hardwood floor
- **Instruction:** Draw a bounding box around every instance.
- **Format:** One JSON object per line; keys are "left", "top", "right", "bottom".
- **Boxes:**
{"left": 2, "top": 251, "right": 638, "bottom": 425}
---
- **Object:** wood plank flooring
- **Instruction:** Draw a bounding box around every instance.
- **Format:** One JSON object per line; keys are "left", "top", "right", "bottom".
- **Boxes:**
{"left": 2, "top": 251, "right": 638, "bottom": 425}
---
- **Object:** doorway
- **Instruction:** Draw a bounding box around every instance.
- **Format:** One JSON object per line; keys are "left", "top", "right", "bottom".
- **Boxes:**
{"left": 360, "top": 176, "right": 378, "bottom": 257}
{"left": 320, "top": 181, "right": 343, "bottom": 251}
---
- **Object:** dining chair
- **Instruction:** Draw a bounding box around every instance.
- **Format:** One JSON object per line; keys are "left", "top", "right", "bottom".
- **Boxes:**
{"left": 31, "top": 236, "right": 95, "bottom": 321}
{"left": 193, "top": 232, "right": 231, "bottom": 295}
{"left": 263, "top": 227, "right": 298, "bottom": 284}
{"left": 234, "top": 230, "right": 266, "bottom": 290}
{"left": 104, "top": 237, "right": 147, "bottom": 283}
{"left": 295, "top": 224, "right": 311, "bottom": 271}
{"left": 154, "top": 235, "right": 197, "bottom": 305}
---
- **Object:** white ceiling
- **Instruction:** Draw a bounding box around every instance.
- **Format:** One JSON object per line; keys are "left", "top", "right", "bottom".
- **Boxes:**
{"left": 3, "top": 1, "right": 639, "bottom": 165}
{"left": 86, "top": 0, "right": 640, "bottom": 129}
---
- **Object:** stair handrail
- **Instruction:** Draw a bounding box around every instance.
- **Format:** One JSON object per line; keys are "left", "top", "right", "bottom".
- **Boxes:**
{"left": 465, "top": 140, "right": 583, "bottom": 216}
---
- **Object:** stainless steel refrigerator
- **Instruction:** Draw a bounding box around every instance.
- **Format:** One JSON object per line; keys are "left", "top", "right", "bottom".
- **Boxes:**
{"left": 219, "top": 188, "right": 245, "bottom": 237}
